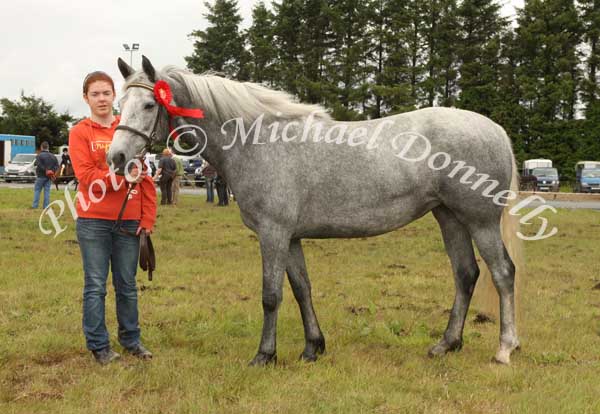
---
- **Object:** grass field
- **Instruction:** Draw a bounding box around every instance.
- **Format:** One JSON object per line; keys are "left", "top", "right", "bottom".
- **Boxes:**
{"left": 1, "top": 188, "right": 600, "bottom": 413}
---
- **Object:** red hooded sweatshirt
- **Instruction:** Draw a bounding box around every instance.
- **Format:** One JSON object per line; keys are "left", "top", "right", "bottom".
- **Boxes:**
{"left": 68, "top": 116, "right": 157, "bottom": 231}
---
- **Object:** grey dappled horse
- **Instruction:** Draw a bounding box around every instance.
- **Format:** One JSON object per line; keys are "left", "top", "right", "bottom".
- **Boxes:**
{"left": 108, "top": 56, "right": 523, "bottom": 365}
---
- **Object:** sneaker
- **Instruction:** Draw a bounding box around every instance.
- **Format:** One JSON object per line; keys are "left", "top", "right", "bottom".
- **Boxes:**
{"left": 92, "top": 347, "right": 121, "bottom": 365}
{"left": 126, "top": 343, "right": 153, "bottom": 360}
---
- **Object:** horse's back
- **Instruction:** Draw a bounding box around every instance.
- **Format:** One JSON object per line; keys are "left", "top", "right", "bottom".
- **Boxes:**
{"left": 392, "top": 107, "right": 515, "bottom": 222}
{"left": 235, "top": 107, "right": 515, "bottom": 238}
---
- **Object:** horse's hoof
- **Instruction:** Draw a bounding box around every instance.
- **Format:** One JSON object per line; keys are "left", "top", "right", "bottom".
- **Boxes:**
{"left": 492, "top": 356, "right": 510, "bottom": 365}
{"left": 492, "top": 350, "right": 511, "bottom": 365}
{"left": 427, "top": 344, "right": 447, "bottom": 358}
{"left": 492, "top": 340, "right": 519, "bottom": 365}
{"left": 299, "top": 336, "right": 326, "bottom": 362}
{"left": 249, "top": 352, "right": 277, "bottom": 367}
{"left": 299, "top": 352, "right": 318, "bottom": 362}
{"left": 428, "top": 339, "right": 462, "bottom": 357}
{"left": 492, "top": 345, "right": 520, "bottom": 365}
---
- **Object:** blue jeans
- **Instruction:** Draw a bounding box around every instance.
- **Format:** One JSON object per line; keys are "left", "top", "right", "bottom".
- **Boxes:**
{"left": 206, "top": 178, "right": 215, "bottom": 202}
{"left": 76, "top": 218, "right": 142, "bottom": 351}
{"left": 32, "top": 177, "right": 51, "bottom": 209}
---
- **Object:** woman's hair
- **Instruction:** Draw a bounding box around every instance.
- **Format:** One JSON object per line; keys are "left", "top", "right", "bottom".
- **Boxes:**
{"left": 83, "top": 71, "right": 115, "bottom": 95}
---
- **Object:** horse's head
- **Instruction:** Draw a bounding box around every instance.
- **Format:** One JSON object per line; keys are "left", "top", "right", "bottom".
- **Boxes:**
{"left": 108, "top": 55, "right": 200, "bottom": 174}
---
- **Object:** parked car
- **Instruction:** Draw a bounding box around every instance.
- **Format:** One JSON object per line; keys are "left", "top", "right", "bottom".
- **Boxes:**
{"left": 185, "top": 158, "right": 203, "bottom": 175}
{"left": 574, "top": 161, "right": 600, "bottom": 193}
{"left": 3, "top": 153, "right": 37, "bottom": 183}
{"left": 176, "top": 156, "right": 204, "bottom": 186}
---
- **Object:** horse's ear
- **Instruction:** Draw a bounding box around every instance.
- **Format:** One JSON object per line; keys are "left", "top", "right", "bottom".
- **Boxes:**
{"left": 141, "top": 55, "right": 156, "bottom": 83}
{"left": 117, "top": 58, "right": 134, "bottom": 79}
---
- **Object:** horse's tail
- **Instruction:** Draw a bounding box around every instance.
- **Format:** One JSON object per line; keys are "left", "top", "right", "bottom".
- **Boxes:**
{"left": 475, "top": 154, "right": 524, "bottom": 321}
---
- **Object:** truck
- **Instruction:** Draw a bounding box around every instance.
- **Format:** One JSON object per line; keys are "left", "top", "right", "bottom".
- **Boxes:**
{"left": 521, "top": 159, "right": 560, "bottom": 192}
{"left": 573, "top": 161, "right": 600, "bottom": 193}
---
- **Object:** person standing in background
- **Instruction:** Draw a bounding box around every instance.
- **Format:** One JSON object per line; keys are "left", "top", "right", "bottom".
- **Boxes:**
{"left": 153, "top": 148, "right": 177, "bottom": 205}
{"left": 215, "top": 174, "right": 229, "bottom": 207}
{"left": 60, "top": 148, "right": 71, "bottom": 174}
{"left": 31, "top": 141, "right": 59, "bottom": 209}
{"left": 171, "top": 152, "right": 184, "bottom": 206}
{"left": 202, "top": 162, "right": 217, "bottom": 203}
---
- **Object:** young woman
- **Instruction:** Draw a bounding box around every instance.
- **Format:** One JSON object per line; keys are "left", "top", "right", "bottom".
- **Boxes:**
{"left": 69, "top": 71, "right": 157, "bottom": 365}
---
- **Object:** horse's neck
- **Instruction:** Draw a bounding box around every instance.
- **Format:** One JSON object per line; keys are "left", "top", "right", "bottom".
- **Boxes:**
{"left": 202, "top": 124, "right": 238, "bottom": 180}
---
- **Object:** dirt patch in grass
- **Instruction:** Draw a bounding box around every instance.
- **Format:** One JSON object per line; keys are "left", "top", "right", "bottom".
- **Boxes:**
{"left": 32, "top": 351, "right": 80, "bottom": 367}
{"left": 473, "top": 313, "right": 495, "bottom": 324}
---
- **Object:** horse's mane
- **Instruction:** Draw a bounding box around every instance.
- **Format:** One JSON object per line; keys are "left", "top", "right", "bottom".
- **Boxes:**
{"left": 162, "top": 66, "right": 331, "bottom": 125}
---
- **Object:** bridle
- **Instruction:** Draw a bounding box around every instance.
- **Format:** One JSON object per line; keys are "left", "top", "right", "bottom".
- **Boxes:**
{"left": 114, "top": 79, "right": 205, "bottom": 160}
{"left": 114, "top": 82, "right": 164, "bottom": 159}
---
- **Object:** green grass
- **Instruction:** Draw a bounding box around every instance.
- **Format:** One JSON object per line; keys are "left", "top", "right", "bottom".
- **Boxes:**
{"left": 1, "top": 188, "right": 600, "bottom": 413}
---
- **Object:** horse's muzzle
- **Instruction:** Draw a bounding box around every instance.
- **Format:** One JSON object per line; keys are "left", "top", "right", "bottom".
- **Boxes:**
{"left": 108, "top": 151, "right": 127, "bottom": 176}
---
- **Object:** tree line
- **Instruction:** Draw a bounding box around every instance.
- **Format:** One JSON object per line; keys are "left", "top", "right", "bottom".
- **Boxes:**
{"left": 185, "top": 0, "right": 600, "bottom": 180}
{"left": 0, "top": 93, "right": 73, "bottom": 151}
{"left": 1, "top": 0, "right": 597, "bottom": 180}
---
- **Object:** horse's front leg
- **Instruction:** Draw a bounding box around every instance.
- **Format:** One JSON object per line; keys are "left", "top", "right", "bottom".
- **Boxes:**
{"left": 249, "top": 227, "right": 291, "bottom": 366}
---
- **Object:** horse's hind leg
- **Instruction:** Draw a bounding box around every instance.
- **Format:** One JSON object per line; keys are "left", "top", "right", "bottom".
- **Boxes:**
{"left": 286, "top": 239, "right": 325, "bottom": 362}
{"left": 468, "top": 222, "right": 519, "bottom": 364}
{"left": 429, "top": 206, "right": 480, "bottom": 357}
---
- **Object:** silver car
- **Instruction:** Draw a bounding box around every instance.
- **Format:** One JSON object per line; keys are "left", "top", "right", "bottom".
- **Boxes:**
{"left": 3, "top": 153, "right": 37, "bottom": 183}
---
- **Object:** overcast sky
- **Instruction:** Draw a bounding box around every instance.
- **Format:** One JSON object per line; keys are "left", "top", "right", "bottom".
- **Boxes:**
{"left": 0, "top": 0, "right": 523, "bottom": 119}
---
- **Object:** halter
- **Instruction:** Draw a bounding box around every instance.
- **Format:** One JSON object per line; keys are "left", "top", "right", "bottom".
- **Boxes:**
{"left": 115, "top": 80, "right": 205, "bottom": 159}
{"left": 114, "top": 82, "right": 164, "bottom": 159}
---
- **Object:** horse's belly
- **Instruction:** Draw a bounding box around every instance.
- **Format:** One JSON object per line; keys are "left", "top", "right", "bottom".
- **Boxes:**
{"left": 294, "top": 198, "right": 438, "bottom": 239}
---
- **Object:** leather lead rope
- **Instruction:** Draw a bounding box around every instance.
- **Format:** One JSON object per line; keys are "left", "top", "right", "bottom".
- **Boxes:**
{"left": 113, "top": 164, "right": 156, "bottom": 281}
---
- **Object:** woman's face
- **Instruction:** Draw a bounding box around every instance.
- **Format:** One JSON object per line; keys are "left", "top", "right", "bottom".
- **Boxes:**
{"left": 84, "top": 80, "right": 115, "bottom": 118}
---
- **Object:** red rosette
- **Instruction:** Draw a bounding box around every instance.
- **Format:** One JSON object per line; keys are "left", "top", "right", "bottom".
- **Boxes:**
{"left": 153, "top": 80, "right": 173, "bottom": 107}
{"left": 153, "top": 80, "right": 204, "bottom": 119}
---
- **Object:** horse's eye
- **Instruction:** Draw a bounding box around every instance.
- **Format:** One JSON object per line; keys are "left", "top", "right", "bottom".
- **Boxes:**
{"left": 144, "top": 102, "right": 155, "bottom": 110}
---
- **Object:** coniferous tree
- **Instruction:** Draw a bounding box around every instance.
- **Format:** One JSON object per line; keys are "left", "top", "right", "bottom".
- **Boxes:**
{"left": 515, "top": 0, "right": 583, "bottom": 169}
{"left": 436, "top": 0, "right": 460, "bottom": 107}
{"left": 455, "top": 0, "right": 508, "bottom": 116}
{"left": 272, "top": 0, "right": 304, "bottom": 95}
{"left": 420, "top": 0, "right": 442, "bottom": 106}
{"left": 493, "top": 29, "right": 528, "bottom": 162}
{"left": 185, "top": 0, "right": 245, "bottom": 77}
{"left": 181, "top": 0, "right": 598, "bottom": 173}
{"left": 580, "top": 0, "right": 600, "bottom": 119}
{"left": 297, "top": 0, "right": 334, "bottom": 104}
{"left": 515, "top": 0, "right": 582, "bottom": 123}
{"left": 404, "top": 0, "right": 427, "bottom": 106}
{"left": 328, "top": 0, "right": 372, "bottom": 120}
{"left": 247, "top": 2, "right": 277, "bottom": 84}
{"left": 411, "top": 0, "right": 460, "bottom": 108}
{"left": 366, "top": 0, "right": 416, "bottom": 117}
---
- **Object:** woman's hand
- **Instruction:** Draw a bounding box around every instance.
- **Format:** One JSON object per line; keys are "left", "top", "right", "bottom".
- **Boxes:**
{"left": 127, "top": 165, "right": 147, "bottom": 184}
{"left": 136, "top": 226, "right": 153, "bottom": 236}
